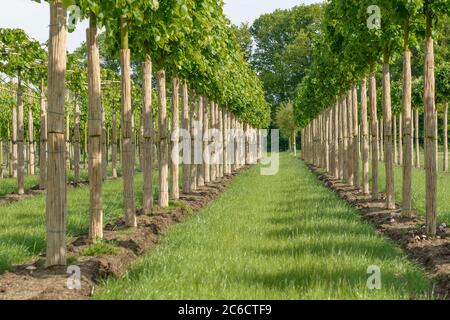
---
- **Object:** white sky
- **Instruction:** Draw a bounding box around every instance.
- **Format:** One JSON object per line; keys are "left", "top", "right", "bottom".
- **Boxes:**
{"left": 0, "top": 0, "right": 322, "bottom": 52}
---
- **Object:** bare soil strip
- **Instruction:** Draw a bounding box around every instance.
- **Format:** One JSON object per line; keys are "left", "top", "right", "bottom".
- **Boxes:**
{"left": 307, "top": 163, "right": 450, "bottom": 299}
{"left": 0, "top": 168, "right": 247, "bottom": 300}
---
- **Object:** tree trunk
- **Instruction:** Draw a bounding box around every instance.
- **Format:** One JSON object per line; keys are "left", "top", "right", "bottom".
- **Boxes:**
{"left": 338, "top": 99, "right": 344, "bottom": 180}
{"left": 370, "top": 71, "right": 379, "bottom": 200}
{"left": 361, "top": 78, "right": 370, "bottom": 195}
{"left": 399, "top": 113, "right": 403, "bottom": 165}
{"left": 197, "top": 96, "right": 205, "bottom": 187}
{"left": 382, "top": 59, "right": 396, "bottom": 209}
{"left": 394, "top": 114, "right": 398, "bottom": 165}
{"left": 66, "top": 114, "right": 70, "bottom": 170}
{"left": 28, "top": 97, "right": 35, "bottom": 176}
{"left": 222, "top": 109, "right": 229, "bottom": 175}
{"left": 142, "top": 55, "right": 154, "bottom": 214}
{"left": 120, "top": 16, "right": 136, "bottom": 227}
{"left": 342, "top": 96, "right": 349, "bottom": 182}
{"left": 210, "top": 101, "right": 217, "bottom": 180}
{"left": 352, "top": 84, "right": 359, "bottom": 189}
{"left": 443, "top": 101, "right": 448, "bottom": 172}
{"left": 182, "top": 80, "right": 190, "bottom": 193}
{"left": 39, "top": 81, "right": 47, "bottom": 189}
{"left": 219, "top": 107, "right": 224, "bottom": 176}
{"left": 189, "top": 91, "right": 197, "bottom": 191}
{"left": 111, "top": 109, "right": 117, "bottom": 178}
{"left": 170, "top": 76, "right": 180, "bottom": 198}
{"left": 203, "top": 97, "right": 210, "bottom": 183}
{"left": 12, "top": 102, "right": 17, "bottom": 178}
{"left": 402, "top": 49, "right": 413, "bottom": 216}
{"left": 157, "top": 69, "right": 169, "bottom": 207}
{"left": 17, "top": 74, "right": 25, "bottom": 195}
{"left": 73, "top": 95, "right": 80, "bottom": 184}
{"left": 46, "top": 0, "right": 67, "bottom": 266}
{"left": 101, "top": 108, "right": 107, "bottom": 181}
{"left": 415, "top": 109, "right": 420, "bottom": 168}
{"left": 424, "top": 13, "right": 437, "bottom": 236}
{"left": 87, "top": 18, "right": 103, "bottom": 241}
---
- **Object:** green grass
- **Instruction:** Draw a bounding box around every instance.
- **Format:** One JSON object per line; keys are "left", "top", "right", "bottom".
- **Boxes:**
{"left": 82, "top": 241, "right": 119, "bottom": 257}
{"left": 0, "top": 172, "right": 151, "bottom": 273}
{"left": 95, "top": 153, "right": 431, "bottom": 300}
{"left": 0, "top": 165, "right": 124, "bottom": 197}
{"left": 372, "top": 152, "right": 450, "bottom": 224}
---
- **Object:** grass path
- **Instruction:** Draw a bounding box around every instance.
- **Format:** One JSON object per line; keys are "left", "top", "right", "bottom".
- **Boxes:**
{"left": 96, "top": 153, "right": 431, "bottom": 300}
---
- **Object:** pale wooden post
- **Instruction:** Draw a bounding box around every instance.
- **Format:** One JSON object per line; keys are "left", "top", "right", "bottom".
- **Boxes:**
{"left": 370, "top": 71, "right": 379, "bottom": 199}
{"left": 402, "top": 49, "right": 413, "bottom": 216}
{"left": 203, "top": 97, "right": 210, "bottom": 183}
{"left": 87, "top": 19, "right": 103, "bottom": 241}
{"left": 361, "top": 78, "right": 370, "bottom": 195}
{"left": 28, "top": 95, "right": 35, "bottom": 176}
{"left": 17, "top": 74, "right": 25, "bottom": 195}
{"left": 182, "top": 81, "right": 190, "bottom": 193}
{"left": 111, "top": 108, "right": 117, "bottom": 178}
{"left": 157, "top": 69, "right": 169, "bottom": 207}
{"left": 73, "top": 94, "right": 80, "bottom": 184}
{"left": 197, "top": 95, "right": 205, "bottom": 187}
{"left": 39, "top": 80, "right": 47, "bottom": 189}
{"left": 46, "top": 0, "right": 67, "bottom": 266}
{"left": 415, "top": 109, "right": 420, "bottom": 168}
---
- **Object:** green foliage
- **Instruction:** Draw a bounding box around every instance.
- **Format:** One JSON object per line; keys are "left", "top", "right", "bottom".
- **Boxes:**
{"left": 276, "top": 101, "right": 298, "bottom": 139}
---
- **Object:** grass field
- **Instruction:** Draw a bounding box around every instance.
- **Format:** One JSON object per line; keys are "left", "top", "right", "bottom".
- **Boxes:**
{"left": 95, "top": 153, "right": 431, "bottom": 300}
{"left": 0, "top": 171, "right": 144, "bottom": 273}
{"left": 373, "top": 155, "right": 450, "bottom": 224}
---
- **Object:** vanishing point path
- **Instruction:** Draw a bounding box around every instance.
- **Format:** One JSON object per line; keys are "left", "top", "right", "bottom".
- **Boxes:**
{"left": 96, "top": 153, "right": 430, "bottom": 300}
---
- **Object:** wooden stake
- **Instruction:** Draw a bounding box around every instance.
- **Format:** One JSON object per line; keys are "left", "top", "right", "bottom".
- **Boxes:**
{"left": 120, "top": 16, "right": 136, "bottom": 227}
{"left": 142, "top": 56, "right": 154, "bottom": 214}
{"left": 87, "top": 18, "right": 103, "bottom": 241}
{"left": 46, "top": 0, "right": 67, "bottom": 266}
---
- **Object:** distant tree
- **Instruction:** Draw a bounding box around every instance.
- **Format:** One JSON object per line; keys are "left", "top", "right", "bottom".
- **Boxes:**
{"left": 231, "top": 23, "right": 253, "bottom": 63}
{"left": 276, "top": 101, "right": 298, "bottom": 154}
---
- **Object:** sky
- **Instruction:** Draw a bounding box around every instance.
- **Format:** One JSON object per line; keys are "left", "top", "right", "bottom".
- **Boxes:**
{"left": 0, "top": 0, "right": 322, "bottom": 52}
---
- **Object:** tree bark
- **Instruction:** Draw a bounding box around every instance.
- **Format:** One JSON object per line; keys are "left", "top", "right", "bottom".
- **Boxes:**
{"left": 352, "top": 84, "right": 360, "bottom": 189}
{"left": 210, "top": 101, "right": 217, "bottom": 180}
{"left": 402, "top": 49, "right": 413, "bottom": 216}
{"left": 28, "top": 97, "right": 35, "bottom": 176}
{"left": 171, "top": 76, "right": 180, "bottom": 198}
{"left": 443, "top": 101, "right": 448, "bottom": 172}
{"left": 383, "top": 59, "right": 396, "bottom": 210}
{"left": 197, "top": 96, "right": 205, "bottom": 187}
{"left": 17, "top": 74, "right": 25, "bottom": 195}
{"left": 73, "top": 95, "right": 80, "bottom": 184}
{"left": 111, "top": 109, "right": 117, "bottom": 178}
{"left": 370, "top": 71, "right": 379, "bottom": 200}
{"left": 203, "top": 97, "right": 210, "bottom": 183}
{"left": 46, "top": 0, "right": 67, "bottom": 266}
{"left": 39, "top": 81, "right": 47, "bottom": 189}
{"left": 87, "top": 18, "right": 103, "bottom": 241}
{"left": 361, "top": 78, "right": 370, "bottom": 195}
{"left": 415, "top": 109, "right": 420, "bottom": 168}
{"left": 424, "top": 13, "right": 437, "bottom": 236}
{"left": 394, "top": 114, "right": 398, "bottom": 165}
{"left": 399, "top": 113, "right": 403, "bottom": 165}
{"left": 157, "top": 69, "right": 169, "bottom": 207}
{"left": 142, "top": 56, "right": 154, "bottom": 214}
{"left": 120, "top": 16, "right": 136, "bottom": 227}
{"left": 182, "top": 81, "right": 190, "bottom": 193}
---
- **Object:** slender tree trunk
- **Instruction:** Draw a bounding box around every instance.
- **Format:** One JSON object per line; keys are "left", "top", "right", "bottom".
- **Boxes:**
{"left": 101, "top": 109, "right": 107, "bottom": 181}
{"left": 39, "top": 82, "right": 47, "bottom": 189}
{"left": 197, "top": 96, "right": 205, "bottom": 187}
{"left": 87, "top": 18, "right": 103, "bottom": 241}
{"left": 402, "top": 48, "right": 413, "bottom": 216}
{"left": 394, "top": 114, "right": 398, "bottom": 165}
{"left": 189, "top": 91, "right": 198, "bottom": 191}
{"left": 361, "top": 78, "right": 370, "bottom": 195}
{"left": 210, "top": 101, "right": 217, "bottom": 180}
{"left": 338, "top": 99, "right": 344, "bottom": 180}
{"left": 222, "top": 109, "right": 229, "bottom": 175}
{"left": 73, "top": 95, "right": 80, "bottom": 184}
{"left": 382, "top": 59, "right": 396, "bottom": 209}
{"left": 415, "top": 109, "right": 420, "bottom": 168}
{"left": 399, "top": 113, "right": 403, "bottom": 165}
{"left": 17, "top": 74, "right": 24, "bottom": 195}
{"left": 120, "top": 16, "right": 136, "bottom": 227}
{"left": 171, "top": 76, "right": 180, "bottom": 198}
{"left": 443, "top": 101, "right": 448, "bottom": 172}
{"left": 66, "top": 114, "right": 70, "bottom": 170}
{"left": 28, "top": 98, "right": 35, "bottom": 176}
{"left": 352, "top": 84, "right": 359, "bottom": 189}
{"left": 142, "top": 55, "right": 154, "bottom": 214}
{"left": 343, "top": 96, "right": 349, "bottom": 182}
{"left": 12, "top": 103, "right": 17, "bottom": 178}
{"left": 111, "top": 109, "right": 117, "bottom": 178}
{"left": 219, "top": 107, "right": 224, "bottom": 176}
{"left": 424, "top": 11, "right": 437, "bottom": 236}
{"left": 46, "top": 0, "right": 67, "bottom": 266}
{"left": 370, "top": 71, "right": 379, "bottom": 200}
{"left": 182, "top": 81, "right": 190, "bottom": 193}
{"left": 203, "top": 97, "right": 210, "bottom": 183}
{"left": 157, "top": 69, "right": 169, "bottom": 207}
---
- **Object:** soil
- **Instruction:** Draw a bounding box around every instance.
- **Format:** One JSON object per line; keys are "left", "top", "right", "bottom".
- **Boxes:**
{"left": 307, "top": 164, "right": 450, "bottom": 300}
{"left": 0, "top": 167, "right": 247, "bottom": 300}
